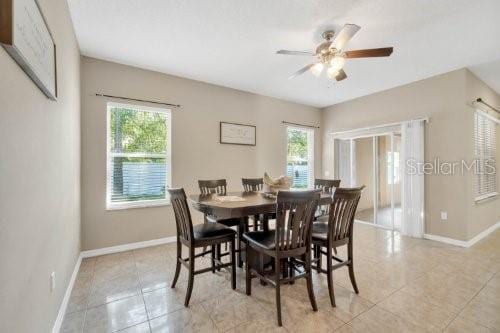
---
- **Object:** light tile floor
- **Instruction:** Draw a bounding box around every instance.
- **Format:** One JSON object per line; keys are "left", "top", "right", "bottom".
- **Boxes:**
{"left": 61, "top": 224, "right": 500, "bottom": 332}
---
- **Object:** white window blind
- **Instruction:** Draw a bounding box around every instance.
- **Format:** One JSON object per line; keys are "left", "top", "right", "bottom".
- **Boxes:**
{"left": 474, "top": 112, "right": 497, "bottom": 201}
{"left": 106, "top": 102, "right": 171, "bottom": 209}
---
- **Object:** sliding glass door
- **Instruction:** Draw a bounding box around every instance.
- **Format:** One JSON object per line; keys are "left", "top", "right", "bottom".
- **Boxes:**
{"left": 353, "top": 137, "right": 375, "bottom": 224}
{"left": 335, "top": 132, "right": 401, "bottom": 230}
{"left": 286, "top": 126, "right": 314, "bottom": 189}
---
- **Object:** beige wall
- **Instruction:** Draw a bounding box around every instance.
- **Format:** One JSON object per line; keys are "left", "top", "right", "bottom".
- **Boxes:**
{"left": 0, "top": 0, "right": 81, "bottom": 331}
{"left": 81, "top": 57, "right": 321, "bottom": 250}
{"left": 464, "top": 69, "right": 500, "bottom": 239}
{"left": 322, "top": 69, "right": 473, "bottom": 240}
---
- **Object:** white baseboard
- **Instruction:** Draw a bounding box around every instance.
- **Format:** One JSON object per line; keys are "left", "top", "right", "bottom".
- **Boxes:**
{"left": 423, "top": 233, "right": 469, "bottom": 247}
{"left": 424, "top": 220, "right": 500, "bottom": 248}
{"left": 81, "top": 236, "right": 177, "bottom": 258}
{"left": 52, "top": 254, "right": 82, "bottom": 333}
{"left": 464, "top": 220, "right": 500, "bottom": 247}
{"left": 52, "top": 236, "right": 176, "bottom": 332}
{"left": 356, "top": 218, "right": 500, "bottom": 248}
{"left": 354, "top": 219, "right": 394, "bottom": 231}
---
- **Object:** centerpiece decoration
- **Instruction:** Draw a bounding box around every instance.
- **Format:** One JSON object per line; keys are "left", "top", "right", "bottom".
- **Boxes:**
{"left": 263, "top": 172, "right": 292, "bottom": 194}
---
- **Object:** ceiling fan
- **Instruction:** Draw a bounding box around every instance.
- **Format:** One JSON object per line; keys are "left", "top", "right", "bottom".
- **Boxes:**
{"left": 277, "top": 24, "right": 393, "bottom": 81}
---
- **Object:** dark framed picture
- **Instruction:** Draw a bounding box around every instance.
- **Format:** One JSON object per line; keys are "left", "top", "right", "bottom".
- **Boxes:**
{"left": 220, "top": 122, "right": 256, "bottom": 146}
{"left": 0, "top": 0, "right": 57, "bottom": 100}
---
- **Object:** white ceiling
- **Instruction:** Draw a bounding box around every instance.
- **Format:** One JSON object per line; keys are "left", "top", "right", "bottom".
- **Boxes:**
{"left": 67, "top": 0, "right": 500, "bottom": 108}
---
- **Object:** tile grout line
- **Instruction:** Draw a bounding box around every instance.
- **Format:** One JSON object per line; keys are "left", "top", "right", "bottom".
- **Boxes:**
{"left": 442, "top": 270, "right": 498, "bottom": 331}
{"left": 80, "top": 259, "right": 95, "bottom": 333}
{"left": 134, "top": 250, "right": 154, "bottom": 332}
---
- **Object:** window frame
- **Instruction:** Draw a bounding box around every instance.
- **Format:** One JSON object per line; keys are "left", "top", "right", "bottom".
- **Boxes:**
{"left": 474, "top": 110, "right": 498, "bottom": 202}
{"left": 285, "top": 125, "right": 315, "bottom": 189}
{"left": 106, "top": 102, "right": 172, "bottom": 210}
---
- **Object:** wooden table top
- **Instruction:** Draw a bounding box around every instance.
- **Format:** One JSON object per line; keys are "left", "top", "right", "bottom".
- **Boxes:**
{"left": 189, "top": 191, "right": 332, "bottom": 219}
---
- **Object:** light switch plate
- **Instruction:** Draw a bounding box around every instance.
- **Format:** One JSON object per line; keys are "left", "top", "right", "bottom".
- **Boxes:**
{"left": 440, "top": 211, "right": 448, "bottom": 221}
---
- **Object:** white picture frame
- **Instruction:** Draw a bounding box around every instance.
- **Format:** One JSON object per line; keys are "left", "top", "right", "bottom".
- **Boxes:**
{"left": 220, "top": 122, "right": 256, "bottom": 146}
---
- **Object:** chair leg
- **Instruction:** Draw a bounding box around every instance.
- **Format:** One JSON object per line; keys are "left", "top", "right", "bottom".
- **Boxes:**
{"left": 171, "top": 240, "right": 182, "bottom": 288}
{"left": 326, "top": 245, "right": 336, "bottom": 307}
{"left": 184, "top": 247, "right": 195, "bottom": 307}
{"left": 237, "top": 220, "right": 244, "bottom": 268}
{"left": 216, "top": 244, "right": 221, "bottom": 271}
{"left": 202, "top": 215, "right": 209, "bottom": 256}
{"left": 288, "top": 257, "right": 295, "bottom": 285}
{"left": 230, "top": 238, "right": 236, "bottom": 290}
{"left": 275, "top": 257, "right": 282, "bottom": 327}
{"left": 245, "top": 246, "right": 252, "bottom": 296}
{"left": 305, "top": 253, "right": 317, "bottom": 311}
{"left": 312, "top": 245, "right": 318, "bottom": 270}
{"left": 211, "top": 245, "right": 216, "bottom": 273}
{"left": 316, "top": 245, "right": 322, "bottom": 273}
{"left": 259, "top": 253, "right": 267, "bottom": 286}
{"left": 347, "top": 242, "right": 359, "bottom": 294}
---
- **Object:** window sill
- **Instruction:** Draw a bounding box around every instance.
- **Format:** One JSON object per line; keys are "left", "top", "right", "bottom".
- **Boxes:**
{"left": 475, "top": 192, "right": 499, "bottom": 203}
{"left": 106, "top": 199, "right": 171, "bottom": 211}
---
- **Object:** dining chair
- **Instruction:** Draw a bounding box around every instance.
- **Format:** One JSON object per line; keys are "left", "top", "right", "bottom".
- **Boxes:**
{"left": 241, "top": 178, "right": 267, "bottom": 231}
{"left": 311, "top": 186, "right": 364, "bottom": 307}
{"left": 198, "top": 179, "right": 229, "bottom": 195}
{"left": 244, "top": 190, "right": 320, "bottom": 326}
{"left": 168, "top": 188, "right": 236, "bottom": 307}
{"left": 314, "top": 179, "right": 341, "bottom": 218}
{"left": 241, "top": 177, "right": 263, "bottom": 192}
{"left": 198, "top": 179, "right": 244, "bottom": 267}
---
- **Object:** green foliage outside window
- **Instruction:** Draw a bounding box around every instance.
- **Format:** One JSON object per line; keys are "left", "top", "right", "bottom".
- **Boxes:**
{"left": 287, "top": 129, "right": 308, "bottom": 161}
{"left": 110, "top": 107, "right": 167, "bottom": 155}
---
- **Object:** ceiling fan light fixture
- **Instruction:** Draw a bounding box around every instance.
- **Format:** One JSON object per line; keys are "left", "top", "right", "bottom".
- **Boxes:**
{"left": 330, "top": 55, "right": 346, "bottom": 72}
{"left": 277, "top": 24, "right": 393, "bottom": 82}
{"left": 310, "top": 63, "right": 324, "bottom": 77}
{"left": 327, "top": 66, "right": 340, "bottom": 79}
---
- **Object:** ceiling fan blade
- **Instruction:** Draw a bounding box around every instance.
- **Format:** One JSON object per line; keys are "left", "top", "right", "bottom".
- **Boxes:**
{"left": 289, "top": 63, "right": 316, "bottom": 79}
{"left": 331, "top": 24, "right": 361, "bottom": 51}
{"left": 277, "top": 50, "right": 315, "bottom": 56}
{"left": 335, "top": 69, "right": 347, "bottom": 81}
{"left": 344, "top": 47, "right": 393, "bottom": 58}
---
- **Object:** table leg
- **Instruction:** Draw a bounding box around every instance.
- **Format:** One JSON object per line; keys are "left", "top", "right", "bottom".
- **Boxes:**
{"left": 263, "top": 214, "right": 270, "bottom": 231}
{"left": 238, "top": 217, "right": 246, "bottom": 268}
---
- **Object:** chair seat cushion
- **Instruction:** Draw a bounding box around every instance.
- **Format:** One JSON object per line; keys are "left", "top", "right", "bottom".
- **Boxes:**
{"left": 243, "top": 230, "right": 276, "bottom": 250}
{"left": 312, "top": 221, "right": 328, "bottom": 241}
{"left": 206, "top": 215, "right": 240, "bottom": 227}
{"left": 193, "top": 223, "right": 236, "bottom": 240}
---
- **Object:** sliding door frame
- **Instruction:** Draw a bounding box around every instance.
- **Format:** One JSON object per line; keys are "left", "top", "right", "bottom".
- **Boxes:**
{"left": 333, "top": 129, "right": 400, "bottom": 231}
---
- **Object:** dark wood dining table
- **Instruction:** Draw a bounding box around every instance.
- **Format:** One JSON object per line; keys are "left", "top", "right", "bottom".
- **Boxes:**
{"left": 189, "top": 191, "right": 333, "bottom": 266}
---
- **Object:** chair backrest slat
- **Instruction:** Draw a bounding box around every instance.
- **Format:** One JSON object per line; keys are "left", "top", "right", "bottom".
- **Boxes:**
{"left": 275, "top": 190, "right": 320, "bottom": 252}
{"left": 314, "top": 179, "right": 341, "bottom": 193}
{"left": 242, "top": 178, "right": 263, "bottom": 192}
{"left": 198, "top": 179, "right": 227, "bottom": 195}
{"left": 168, "top": 188, "right": 194, "bottom": 242}
{"left": 327, "top": 187, "right": 364, "bottom": 242}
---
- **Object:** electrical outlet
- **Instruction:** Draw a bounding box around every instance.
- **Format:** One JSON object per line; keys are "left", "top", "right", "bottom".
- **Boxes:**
{"left": 324, "top": 171, "right": 330, "bottom": 177}
{"left": 50, "top": 272, "right": 56, "bottom": 292}
{"left": 440, "top": 211, "right": 448, "bottom": 221}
